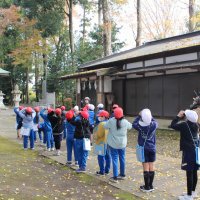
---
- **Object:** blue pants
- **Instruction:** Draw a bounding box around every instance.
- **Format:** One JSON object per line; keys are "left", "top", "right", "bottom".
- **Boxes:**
{"left": 109, "top": 146, "right": 126, "bottom": 178}
{"left": 63, "top": 121, "right": 67, "bottom": 139}
{"left": 98, "top": 148, "right": 111, "bottom": 174}
{"left": 46, "top": 130, "right": 54, "bottom": 149}
{"left": 23, "top": 129, "right": 34, "bottom": 149}
{"left": 66, "top": 136, "right": 77, "bottom": 162}
{"left": 75, "top": 139, "right": 88, "bottom": 170}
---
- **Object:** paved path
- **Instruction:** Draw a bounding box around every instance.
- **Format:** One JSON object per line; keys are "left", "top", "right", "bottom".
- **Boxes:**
{"left": 0, "top": 109, "right": 199, "bottom": 200}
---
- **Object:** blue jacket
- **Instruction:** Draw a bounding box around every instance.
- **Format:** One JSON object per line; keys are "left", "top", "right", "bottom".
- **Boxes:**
{"left": 40, "top": 109, "right": 52, "bottom": 132}
{"left": 17, "top": 108, "right": 36, "bottom": 129}
{"left": 14, "top": 107, "right": 23, "bottom": 124}
{"left": 88, "top": 110, "right": 95, "bottom": 126}
{"left": 132, "top": 116, "right": 158, "bottom": 151}
{"left": 66, "top": 121, "right": 75, "bottom": 138}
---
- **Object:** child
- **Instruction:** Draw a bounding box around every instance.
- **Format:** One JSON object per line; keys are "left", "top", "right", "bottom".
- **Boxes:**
{"left": 96, "top": 103, "right": 104, "bottom": 125}
{"left": 88, "top": 104, "right": 95, "bottom": 146}
{"left": 17, "top": 107, "right": 36, "bottom": 150}
{"left": 14, "top": 106, "right": 24, "bottom": 139}
{"left": 65, "top": 110, "right": 78, "bottom": 165}
{"left": 104, "top": 107, "right": 132, "bottom": 183}
{"left": 94, "top": 110, "right": 111, "bottom": 175}
{"left": 61, "top": 106, "right": 67, "bottom": 139}
{"left": 171, "top": 110, "right": 199, "bottom": 200}
{"left": 33, "top": 107, "right": 41, "bottom": 143}
{"left": 40, "top": 108, "right": 54, "bottom": 151}
{"left": 49, "top": 108, "right": 64, "bottom": 156}
{"left": 132, "top": 108, "right": 158, "bottom": 192}
{"left": 110, "top": 104, "right": 119, "bottom": 118}
{"left": 69, "top": 111, "right": 91, "bottom": 173}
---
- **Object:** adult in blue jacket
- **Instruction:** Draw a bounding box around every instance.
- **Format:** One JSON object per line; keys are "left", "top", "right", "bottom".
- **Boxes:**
{"left": 16, "top": 107, "right": 36, "bottom": 150}
{"left": 132, "top": 108, "right": 158, "bottom": 193}
{"left": 40, "top": 108, "right": 54, "bottom": 151}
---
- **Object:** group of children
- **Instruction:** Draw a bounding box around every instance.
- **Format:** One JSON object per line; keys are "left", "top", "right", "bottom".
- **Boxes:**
{"left": 14, "top": 96, "right": 199, "bottom": 200}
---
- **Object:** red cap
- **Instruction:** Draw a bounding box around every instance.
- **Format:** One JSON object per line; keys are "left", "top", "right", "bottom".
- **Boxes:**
{"left": 114, "top": 107, "right": 123, "bottom": 119}
{"left": 47, "top": 108, "right": 54, "bottom": 114}
{"left": 26, "top": 107, "right": 33, "bottom": 114}
{"left": 60, "top": 106, "right": 66, "bottom": 111}
{"left": 55, "top": 108, "right": 62, "bottom": 116}
{"left": 112, "top": 104, "right": 119, "bottom": 109}
{"left": 19, "top": 106, "right": 24, "bottom": 110}
{"left": 98, "top": 110, "right": 109, "bottom": 118}
{"left": 80, "top": 111, "right": 89, "bottom": 119}
{"left": 65, "top": 111, "right": 74, "bottom": 120}
{"left": 34, "top": 106, "right": 40, "bottom": 112}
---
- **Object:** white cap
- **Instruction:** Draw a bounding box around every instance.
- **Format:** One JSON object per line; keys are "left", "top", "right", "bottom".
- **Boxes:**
{"left": 84, "top": 97, "right": 90, "bottom": 101}
{"left": 185, "top": 110, "right": 198, "bottom": 123}
{"left": 73, "top": 105, "right": 79, "bottom": 111}
{"left": 89, "top": 104, "right": 95, "bottom": 111}
{"left": 140, "top": 108, "right": 152, "bottom": 126}
{"left": 97, "top": 103, "right": 104, "bottom": 109}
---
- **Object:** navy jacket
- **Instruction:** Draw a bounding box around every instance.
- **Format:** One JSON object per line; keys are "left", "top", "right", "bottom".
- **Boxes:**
{"left": 170, "top": 116, "right": 199, "bottom": 151}
{"left": 132, "top": 116, "right": 158, "bottom": 151}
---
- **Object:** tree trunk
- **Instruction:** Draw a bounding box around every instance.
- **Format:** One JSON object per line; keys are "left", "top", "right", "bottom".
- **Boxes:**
{"left": 26, "top": 67, "right": 29, "bottom": 104}
{"left": 102, "top": 0, "right": 112, "bottom": 56}
{"left": 189, "top": 0, "right": 195, "bottom": 32}
{"left": 136, "top": 0, "right": 142, "bottom": 47}
{"left": 68, "top": 0, "right": 74, "bottom": 66}
{"left": 35, "top": 53, "right": 39, "bottom": 102}
{"left": 98, "top": 0, "right": 102, "bottom": 26}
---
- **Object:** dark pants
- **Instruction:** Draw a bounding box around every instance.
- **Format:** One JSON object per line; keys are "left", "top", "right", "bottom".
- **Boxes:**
{"left": 186, "top": 170, "right": 198, "bottom": 195}
{"left": 53, "top": 134, "right": 62, "bottom": 150}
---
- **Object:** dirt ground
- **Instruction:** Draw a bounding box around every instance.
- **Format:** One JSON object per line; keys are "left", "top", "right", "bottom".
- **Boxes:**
{"left": 0, "top": 136, "right": 140, "bottom": 200}
{"left": 127, "top": 129, "right": 180, "bottom": 158}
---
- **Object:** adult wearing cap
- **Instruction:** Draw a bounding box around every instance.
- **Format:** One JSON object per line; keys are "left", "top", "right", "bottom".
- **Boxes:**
{"left": 132, "top": 109, "right": 158, "bottom": 193}
{"left": 14, "top": 106, "right": 24, "bottom": 139}
{"left": 104, "top": 107, "right": 132, "bottom": 183}
{"left": 83, "top": 97, "right": 90, "bottom": 111}
{"left": 94, "top": 110, "right": 111, "bottom": 176}
{"left": 69, "top": 111, "right": 91, "bottom": 173}
{"left": 171, "top": 110, "right": 199, "bottom": 200}
{"left": 40, "top": 108, "right": 55, "bottom": 151}
{"left": 88, "top": 104, "right": 95, "bottom": 145}
{"left": 17, "top": 107, "right": 36, "bottom": 150}
{"left": 96, "top": 103, "right": 104, "bottom": 125}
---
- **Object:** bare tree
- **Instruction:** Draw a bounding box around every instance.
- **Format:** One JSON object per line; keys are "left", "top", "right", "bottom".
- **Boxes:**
{"left": 189, "top": 0, "right": 196, "bottom": 32}
{"left": 136, "top": 0, "right": 142, "bottom": 46}
{"left": 102, "top": 0, "right": 112, "bottom": 56}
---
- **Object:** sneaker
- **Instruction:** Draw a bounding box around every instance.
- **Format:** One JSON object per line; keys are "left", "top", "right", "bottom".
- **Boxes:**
{"left": 118, "top": 175, "right": 126, "bottom": 180}
{"left": 66, "top": 161, "right": 72, "bottom": 165}
{"left": 30, "top": 148, "right": 35, "bottom": 150}
{"left": 24, "top": 148, "right": 28, "bottom": 151}
{"left": 47, "top": 148, "right": 51, "bottom": 152}
{"left": 51, "top": 148, "right": 55, "bottom": 151}
{"left": 109, "top": 177, "right": 118, "bottom": 183}
{"left": 149, "top": 185, "right": 155, "bottom": 192}
{"left": 105, "top": 171, "right": 110, "bottom": 175}
{"left": 74, "top": 161, "right": 79, "bottom": 167}
{"left": 140, "top": 185, "right": 152, "bottom": 193}
{"left": 76, "top": 168, "right": 86, "bottom": 173}
{"left": 178, "top": 195, "right": 193, "bottom": 200}
{"left": 96, "top": 171, "right": 105, "bottom": 176}
{"left": 57, "top": 150, "right": 61, "bottom": 156}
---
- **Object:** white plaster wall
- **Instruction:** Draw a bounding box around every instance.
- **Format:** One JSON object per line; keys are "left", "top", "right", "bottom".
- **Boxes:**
{"left": 127, "top": 61, "right": 143, "bottom": 69}
{"left": 77, "top": 79, "right": 80, "bottom": 93}
{"left": 166, "top": 52, "right": 198, "bottom": 64}
{"left": 104, "top": 76, "right": 113, "bottom": 93}
{"left": 145, "top": 58, "right": 163, "bottom": 67}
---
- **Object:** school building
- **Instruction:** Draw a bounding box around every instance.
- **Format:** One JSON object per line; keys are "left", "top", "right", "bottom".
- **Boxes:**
{"left": 61, "top": 31, "right": 200, "bottom": 118}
